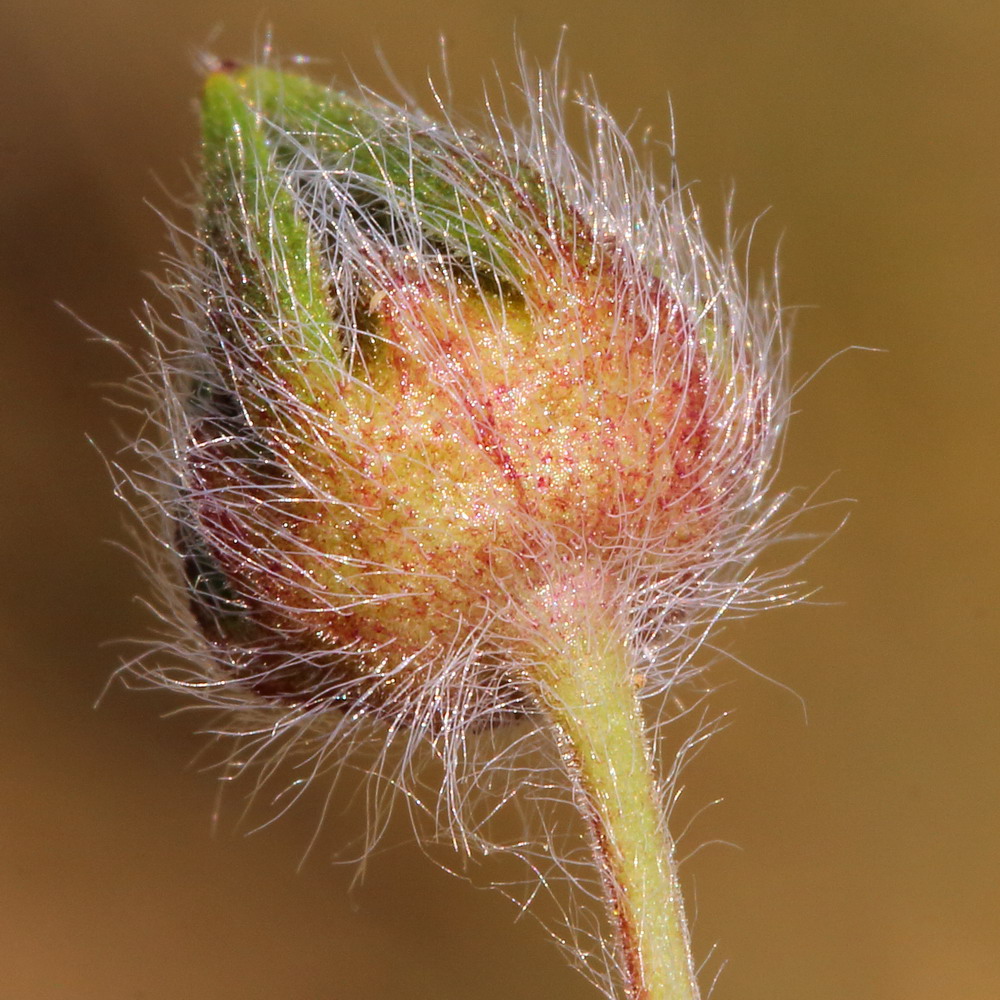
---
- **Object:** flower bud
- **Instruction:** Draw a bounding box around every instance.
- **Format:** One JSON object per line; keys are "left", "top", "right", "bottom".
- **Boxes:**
{"left": 123, "top": 58, "right": 795, "bottom": 1000}
{"left": 148, "top": 62, "right": 782, "bottom": 742}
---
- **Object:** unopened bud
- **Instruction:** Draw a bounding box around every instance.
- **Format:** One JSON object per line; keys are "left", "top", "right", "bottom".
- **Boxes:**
{"left": 152, "top": 64, "right": 784, "bottom": 732}
{"left": 121, "top": 57, "right": 797, "bottom": 1000}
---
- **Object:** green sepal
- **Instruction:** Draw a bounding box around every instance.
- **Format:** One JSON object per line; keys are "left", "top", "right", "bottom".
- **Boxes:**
{"left": 216, "top": 66, "right": 557, "bottom": 284}
{"left": 201, "top": 71, "right": 342, "bottom": 409}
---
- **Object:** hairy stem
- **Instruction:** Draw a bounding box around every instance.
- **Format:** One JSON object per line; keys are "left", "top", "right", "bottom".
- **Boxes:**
{"left": 531, "top": 615, "right": 700, "bottom": 1000}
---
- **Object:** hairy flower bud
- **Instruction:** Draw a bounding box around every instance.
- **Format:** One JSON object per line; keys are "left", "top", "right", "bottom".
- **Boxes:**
{"left": 125, "top": 59, "right": 790, "bottom": 1000}
{"left": 153, "top": 64, "right": 781, "bottom": 734}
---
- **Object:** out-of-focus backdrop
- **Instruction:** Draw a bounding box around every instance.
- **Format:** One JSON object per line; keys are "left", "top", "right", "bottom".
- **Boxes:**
{"left": 2, "top": 2, "right": 997, "bottom": 999}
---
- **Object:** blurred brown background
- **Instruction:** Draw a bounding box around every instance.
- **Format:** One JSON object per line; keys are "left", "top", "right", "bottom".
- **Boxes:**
{"left": 2, "top": 1, "right": 997, "bottom": 998}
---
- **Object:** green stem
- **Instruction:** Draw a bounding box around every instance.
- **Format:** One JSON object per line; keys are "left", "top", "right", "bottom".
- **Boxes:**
{"left": 531, "top": 617, "right": 700, "bottom": 1000}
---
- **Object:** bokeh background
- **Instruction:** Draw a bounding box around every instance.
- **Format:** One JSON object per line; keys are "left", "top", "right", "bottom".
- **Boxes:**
{"left": 2, "top": 2, "right": 997, "bottom": 998}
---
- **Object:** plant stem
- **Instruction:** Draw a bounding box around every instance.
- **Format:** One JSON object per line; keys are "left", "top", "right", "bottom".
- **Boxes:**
{"left": 532, "top": 615, "right": 700, "bottom": 1000}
